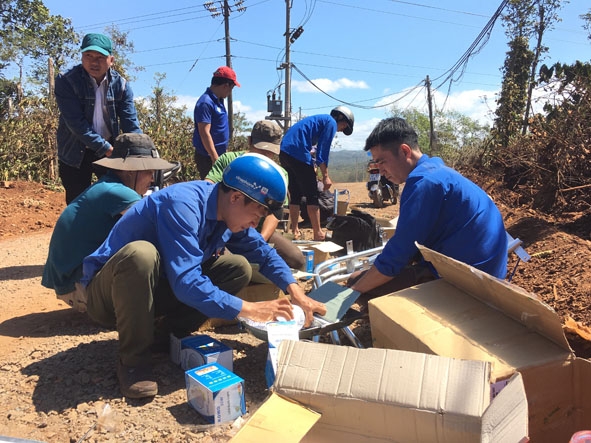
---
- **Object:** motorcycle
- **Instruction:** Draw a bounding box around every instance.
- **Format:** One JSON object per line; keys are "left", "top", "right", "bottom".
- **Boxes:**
{"left": 366, "top": 160, "right": 399, "bottom": 208}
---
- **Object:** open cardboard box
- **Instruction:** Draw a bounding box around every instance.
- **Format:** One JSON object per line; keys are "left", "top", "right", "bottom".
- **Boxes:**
{"left": 369, "top": 244, "right": 591, "bottom": 442}
{"left": 231, "top": 340, "right": 528, "bottom": 442}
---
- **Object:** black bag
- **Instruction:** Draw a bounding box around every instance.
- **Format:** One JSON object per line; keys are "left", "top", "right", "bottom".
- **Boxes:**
{"left": 300, "top": 191, "right": 335, "bottom": 227}
{"left": 326, "top": 209, "right": 382, "bottom": 254}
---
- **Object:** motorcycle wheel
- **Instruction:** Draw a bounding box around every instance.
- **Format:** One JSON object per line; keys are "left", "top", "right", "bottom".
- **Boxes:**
{"left": 372, "top": 188, "right": 384, "bottom": 208}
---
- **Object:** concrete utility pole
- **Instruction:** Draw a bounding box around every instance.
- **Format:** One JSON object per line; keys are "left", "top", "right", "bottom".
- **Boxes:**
{"left": 277, "top": 0, "right": 304, "bottom": 133}
{"left": 426, "top": 75, "right": 435, "bottom": 153}
{"left": 284, "top": 0, "right": 292, "bottom": 132}
{"left": 204, "top": 0, "right": 246, "bottom": 140}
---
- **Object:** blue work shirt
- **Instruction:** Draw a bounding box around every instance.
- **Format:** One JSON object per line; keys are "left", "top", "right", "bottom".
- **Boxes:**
{"left": 81, "top": 181, "right": 296, "bottom": 319}
{"left": 280, "top": 114, "right": 336, "bottom": 167}
{"left": 192, "top": 87, "right": 229, "bottom": 157}
{"left": 375, "top": 155, "right": 508, "bottom": 279}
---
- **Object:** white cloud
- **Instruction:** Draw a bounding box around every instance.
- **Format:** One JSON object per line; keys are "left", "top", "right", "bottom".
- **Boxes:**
{"left": 374, "top": 87, "right": 499, "bottom": 126}
{"left": 175, "top": 95, "right": 199, "bottom": 113}
{"left": 333, "top": 117, "right": 383, "bottom": 152}
{"left": 292, "top": 78, "right": 369, "bottom": 93}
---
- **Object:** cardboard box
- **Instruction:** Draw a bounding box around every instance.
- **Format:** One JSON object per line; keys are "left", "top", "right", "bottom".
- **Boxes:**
{"left": 369, "top": 244, "right": 591, "bottom": 442}
{"left": 310, "top": 241, "right": 343, "bottom": 265}
{"left": 231, "top": 340, "right": 528, "bottom": 442}
{"left": 186, "top": 363, "right": 246, "bottom": 424}
{"left": 264, "top": 321, "right": 300, "bottom": 388}
{"left": 170, "top": 334, "right": 233, "bottom": 371}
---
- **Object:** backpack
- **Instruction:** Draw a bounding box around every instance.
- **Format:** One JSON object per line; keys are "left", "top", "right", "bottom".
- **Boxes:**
{"left": 326, "top": 209, "right": 382, "bottom": 254}
{"left": 300, "top": 191, "right": 335, "bottom": 227}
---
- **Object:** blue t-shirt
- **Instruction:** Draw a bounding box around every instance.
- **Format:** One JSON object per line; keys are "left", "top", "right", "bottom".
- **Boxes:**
{"left": 374, "top": 155, "right": 508, "bottom": 279}
{"left": 280, "top": 114, "right": 337, "bottom": 167}
{"left": 81, "top": 181, "right": 296, "bottom": 320}
{"left": 42, "top": 173, "right": 141, "bottom": 294}
{"left": 192, "top": 87, "right": 229, "bottom": 156}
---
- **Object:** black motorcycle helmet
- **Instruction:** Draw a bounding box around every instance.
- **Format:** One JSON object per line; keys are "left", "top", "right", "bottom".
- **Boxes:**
{"left": 330, "top": 106, "right": 354, "bottom": 136}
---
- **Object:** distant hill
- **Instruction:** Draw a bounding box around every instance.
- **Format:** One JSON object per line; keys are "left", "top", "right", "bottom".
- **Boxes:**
{"left": 328, "top": 149, "right": 369, "bottom": 183}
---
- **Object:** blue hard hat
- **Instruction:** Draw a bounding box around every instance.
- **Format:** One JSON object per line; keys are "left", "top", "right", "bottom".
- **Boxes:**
{"left": 222, "top": 153, "right": 287, "bottom": 219}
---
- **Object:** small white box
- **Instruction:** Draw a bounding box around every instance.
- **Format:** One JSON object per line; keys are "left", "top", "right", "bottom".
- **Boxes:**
{"left": 170, "top": 334, "right": 233, "bottom": 372}
{"left": 264, "top": 322, "right": 300, "bottom": 388}
{"left": 185, "top": 363, "right": 246, "bottom": 424}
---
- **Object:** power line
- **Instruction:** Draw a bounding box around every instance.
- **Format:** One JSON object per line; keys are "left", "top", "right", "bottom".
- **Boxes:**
{"left": 317, "top": 0, "right": 487, "bottom": 29}
{"left": 292, "top": 63, "right": 425, "bottom": 110}
{"left": 81, "top": 7, "right": 209, "bottom": 29}
{"left": 431, "top": 0, "right": 509, "bottom": 114}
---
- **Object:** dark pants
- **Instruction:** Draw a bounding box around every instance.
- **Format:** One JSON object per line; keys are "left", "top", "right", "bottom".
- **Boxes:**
{"left": 59, "top": 149, "right": 107, "bottom": 204}
{"left": 194, "top": 152, "right": 213, "bottom": 180}
{"left": 279, "top": 152, "right": 320, "bottom": 206}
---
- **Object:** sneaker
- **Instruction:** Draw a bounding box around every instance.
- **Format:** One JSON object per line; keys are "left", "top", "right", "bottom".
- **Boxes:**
{"left": 117, "top": 360, "right": 158, "bottom": 399}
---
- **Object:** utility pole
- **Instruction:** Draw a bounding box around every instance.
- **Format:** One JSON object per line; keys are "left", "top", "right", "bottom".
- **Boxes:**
{"left": 204, "top": 0, "right": 246, "bottom": 140}
{"left": 273, "top": 1, "right": 303, "bottom": 134}
{"left": 426, "top": 75, "right": 435, "bottom": 153}
{"left": 284, "top": 0, "right": 292, "bottom": 132}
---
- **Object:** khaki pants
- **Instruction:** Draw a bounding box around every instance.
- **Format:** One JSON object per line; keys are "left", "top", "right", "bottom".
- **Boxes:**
{"left": 57, "top": 282, "right": 89, "bottom": 313}
{"left": 86, "top": 240, "right": 251, "bottom": 367}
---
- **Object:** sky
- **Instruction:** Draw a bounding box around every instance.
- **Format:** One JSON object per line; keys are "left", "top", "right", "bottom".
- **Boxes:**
{"left": 40, "top": 0, "right": 591, "bottom": 151}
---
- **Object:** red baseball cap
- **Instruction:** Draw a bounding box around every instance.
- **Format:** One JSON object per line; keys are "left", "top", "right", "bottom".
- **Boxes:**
{"left": 213, "top": 66, "right": 240, "bottom": 87}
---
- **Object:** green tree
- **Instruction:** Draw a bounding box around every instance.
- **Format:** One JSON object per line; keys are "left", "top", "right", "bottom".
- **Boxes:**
{"left": 388, "top": 106, "right": 489, "bottom": 167}
{"left": 581, "top": 9, "right": 591, "bottom": 41}
{"left": 493, "top": 0, "right": 563, "bottom": 148}
{"left": 388, "top": 107, "right": 432, "bottom": 153}
{"left": 228, "top": 111, "right": 252, "bottom": 152}
{"left": 521, "top": 0, "right": 562, "bottom": 135}
{"left": 492, "top": 36, "right": 533, "bottom": 149}
{"left": 105, "top": 25, "right": 144, "bottom": 82}
{"left": 0, "top": 0, "right": 77, "bottom": 94}
{"left": 136, "top": 73, "right": 195, "bottom": 181}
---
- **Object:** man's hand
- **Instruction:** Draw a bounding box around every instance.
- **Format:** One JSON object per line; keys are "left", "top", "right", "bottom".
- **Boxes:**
{"left": 239, "top": 298, "right": 294, "bottom": 324}
{"left": 105, "top": 145, "right": 114, "bottom": 157}
{"left": 286, "top": 283, "right": 327, "bottom": 327}
{"left": 348, "top": 266, "right": 392, "bottom": 294}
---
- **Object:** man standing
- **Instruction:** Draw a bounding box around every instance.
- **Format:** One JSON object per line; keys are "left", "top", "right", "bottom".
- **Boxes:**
{"left": 279, "top": 106, "right": 354, "bottom": 241}
{"left": 193, "top": 66, "right": 240, "bottom": 179}
{"left": 55, "top": 33, "right": 142, "bottom": 204}
{"left": 81, "top": 154, "right": 326, "bottom": 399}
{"left": 348, "top": 117, "right": 508, "bottom": 297}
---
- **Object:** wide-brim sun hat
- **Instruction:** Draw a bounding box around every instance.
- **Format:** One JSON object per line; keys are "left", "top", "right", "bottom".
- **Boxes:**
{"left": 93, "top": 133, "right": 177, "bottom": 171}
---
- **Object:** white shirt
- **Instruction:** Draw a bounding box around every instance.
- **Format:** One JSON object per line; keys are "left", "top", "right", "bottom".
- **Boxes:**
{"left": 90, "top": 76, "right": 112, "bottom": 142}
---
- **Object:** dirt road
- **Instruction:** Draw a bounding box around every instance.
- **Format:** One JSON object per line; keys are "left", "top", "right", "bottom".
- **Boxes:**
{"left": 1, "top": 179, "right": 590, "bottom": 441}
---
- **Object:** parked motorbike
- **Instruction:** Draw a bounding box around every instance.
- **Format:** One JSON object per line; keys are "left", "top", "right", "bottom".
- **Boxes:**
{"left": 366, "top": 160, "right": 399, "bottom": 208}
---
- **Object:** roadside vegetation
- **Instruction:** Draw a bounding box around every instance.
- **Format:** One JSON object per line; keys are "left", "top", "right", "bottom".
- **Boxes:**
{"left": 0, "top": 0, "right": 590, "bottom": 216}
